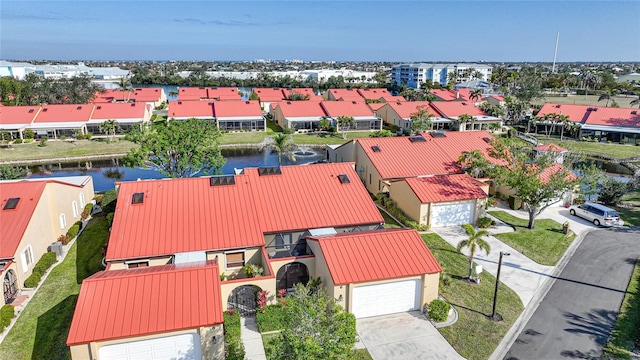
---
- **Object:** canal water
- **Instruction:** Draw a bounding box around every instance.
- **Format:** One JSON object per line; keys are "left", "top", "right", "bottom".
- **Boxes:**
{"left": 27, "top": 147, "right": 325, "bottom": 192}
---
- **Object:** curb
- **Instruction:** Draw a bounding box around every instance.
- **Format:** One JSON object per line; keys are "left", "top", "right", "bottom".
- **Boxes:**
{"left": 488, "top": 228, "right": 594, "bottom": 360}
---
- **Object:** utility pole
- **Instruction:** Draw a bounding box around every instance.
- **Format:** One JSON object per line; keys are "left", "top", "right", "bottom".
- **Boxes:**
{"left": 551, "top": 32, "right": 560, "bottom": 74}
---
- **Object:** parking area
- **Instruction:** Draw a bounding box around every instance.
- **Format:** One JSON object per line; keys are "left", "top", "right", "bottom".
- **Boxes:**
{"left": 356, "top": 312, "right": 465, "bottom": 360}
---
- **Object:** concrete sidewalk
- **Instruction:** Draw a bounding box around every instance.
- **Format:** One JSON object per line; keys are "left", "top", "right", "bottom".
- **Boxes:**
{"left": 241, "top": 316, "right": 267, "bottom": 360}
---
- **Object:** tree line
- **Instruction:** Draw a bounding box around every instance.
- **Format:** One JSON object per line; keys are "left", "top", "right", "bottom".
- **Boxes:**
{"left": 0, "top": 74, "right": 104, "bottom": 106}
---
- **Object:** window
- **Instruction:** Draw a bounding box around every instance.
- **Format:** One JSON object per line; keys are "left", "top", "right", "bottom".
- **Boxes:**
{"left": 22, "top": 246, "right": 34, "bottom": 272}
{"left": 226, "top": 252, "right": 245, "bottom": 268}
{"left": 72, "top": 201, "right": 79, "bottom": 217}
{"left": 3, "top": 198, "right": 20, "bottom": 210}
{"left": 79, "top": 193, "right": 86, "bottom": 207}
{"left": 59, "top": 213, "right": 66, "bottom": 229}
{"left": 126, "top": 261, "right": 149, "bottom": 269}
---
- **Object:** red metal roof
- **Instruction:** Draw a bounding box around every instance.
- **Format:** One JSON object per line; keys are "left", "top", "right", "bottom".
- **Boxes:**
{"left": 207, "top": 87, "right": 241, "bottom": 100}
{"left": 367, "top": 102, "right": 387, "bottom": 112}
{"left": 272, "top": 100, "right": 326, "bottom": 118}
{"left": 427, "top": 130, "right": 505, "bottom": 166}
{"left": 327, "top": 88, "right": 362, "bottom": 101}
{"left": 430, "top": 89, "right": 457, "bottom": 101}
{"left": 106, "top": 176, "right": 265, "bottom": 261}
{"left": 357, "top": 88, "right": 390, "bottom": 99}
{"left": 97, "top": 88, "right": 165, "bottom": 103}
{"left": 309, "top": 229, "right": 442, "bottom": 285}
{"left": 213, "top": 100, "right": 262, "bottom": 118}
{"left": 0, "top": 105, "right": 41, "bottom": 125}
{"left": 0, "top": 181, "right": 47, "bottom": 259}
{"left": 403, "top": 174, "right": 488, "bottom": 203}
{"left": 33, "top": 104, "right": 95, "bottom": 124}
{"left": 67, "top": 261, "right": 223, "bottom": 345}
{"left": 168, "top": 100, "right": 214, "bottom": 119}
{"left": 533, "top": 143, "right": 568, "bottom": 152}
{"left": 384, "top": 101, "right": 437, "bottom": 119}
{"left": 90, "top": 102, "right": 147, "bottom": 121}
{"left": 246, "top": 163, "right": 384, "bottom": 233}
{"left": 537, "top": 162, "right": 579, "bottom": 184}
{"left": 320, "top": 100, "right": 375, "bottom": 118}
{"left": 177, "top": 87, "right": 208, "bottom": 101}
{"left": 584, "top": 107, "right": 640, "bottom": 128}
{"left": 430, "top": 101, "right": 486, "bottom": 118}
{"left": 380, "top": 95, "right": 406, "bottom": 102}
{"left": 536, "top": 104, "right": 591, "bottom": 123}
{"left": 283, "top": 88, "right": 316, "bottom": 99}
{"left": 252, "top": 88, "right": 286, "bottom": 102}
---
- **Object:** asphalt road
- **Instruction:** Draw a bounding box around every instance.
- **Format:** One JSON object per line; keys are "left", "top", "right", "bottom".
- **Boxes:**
{"left": 505, "top": 227, "right": 640, "bottom": 360}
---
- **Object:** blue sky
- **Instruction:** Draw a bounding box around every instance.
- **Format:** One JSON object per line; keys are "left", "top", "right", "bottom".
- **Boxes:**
{"left": 1, "top": 1, "right": 639, "bottom": 61}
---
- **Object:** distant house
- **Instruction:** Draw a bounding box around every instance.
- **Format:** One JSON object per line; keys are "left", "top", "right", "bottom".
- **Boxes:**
{"left": 325, "top": 88, "right": 363, "bottom": 101}
{"left": 271, "top": 100, "right": 326, "bottom": 131}
{"left": 177, "top": 87, "right": 241, "bottom": 101}
{"left": 376, "top": 101, "right": 449, "bottom": 132}
{"left": 28, "top": 104, "right": 94, "bottom": 139}
{"left": 87, "top": 102, "right": 151, "bottom": 135}
{"left": 356, "top": 88, "right": 391, "bottom": 101}
{"left": 430, "top": 101, "right": 501, "bottom": 131}
{"left": 252, "top": 87, "right": 286, "bottom": 112}
{"left": 320, "top": 100, "right": 381, "bottom": 131}
{"left": 0, "top": 177, "right": 94, "bottom": 306}
{"left": 533, "top": 143, "right": 569, "bottom": 164}
{"left": 482, "top": 95, "right": 505, "bottom": 107}
{"left": 167, "top": 100, "right": 215, "bottom": 122}
{"left": 94, "top": 88, "right": 167, "bottom": 108}
{"left": 213, "top": 100, "right": 264, "bottom": 131}
{"left": 0, "top": 105, "right": 41, "bottom": 139}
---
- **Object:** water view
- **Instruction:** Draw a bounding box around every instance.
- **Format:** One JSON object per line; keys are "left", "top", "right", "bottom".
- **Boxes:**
{"left": 27, "top": 147, "right": 325, "bottom": 192}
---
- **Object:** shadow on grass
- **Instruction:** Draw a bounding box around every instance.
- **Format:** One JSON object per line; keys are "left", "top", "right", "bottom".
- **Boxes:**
{"left": 31, "top": 295, "right": 78, "bottom": 360}
{"left": 450, "top": 302, "right": 488, "bottom": 317}
{"left": 76, "top": 214, "right": 109, "bottom": 284}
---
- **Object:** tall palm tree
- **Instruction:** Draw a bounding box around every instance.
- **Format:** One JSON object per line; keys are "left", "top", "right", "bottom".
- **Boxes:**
{"left": 470, "top": 89, "right": 483, "bottom": 104}
{"left": 98, "top": 119, "right": 120, "bottom": 142}
{"left": 629, "top": 98, "right": 640, "bottom": 108}
{"left": 457, "top": 114, "right": 474, "bottom": 131}
{"left": 267, "top": 133, "right": 297, "bottom": 164}
{"left": 117, "top": 77, "right": 133, "bottom": 102}
{"left": 336, "top": 116, "right": 355, "bottom": 139}
{"left": 457, "top": 224, "right": 491, "bottom": 281}
{"left": 598, "top": 89, "right": 614, "bottom": 107}
{"left": 556, "top": 114, "right": 570, "bottom": 141}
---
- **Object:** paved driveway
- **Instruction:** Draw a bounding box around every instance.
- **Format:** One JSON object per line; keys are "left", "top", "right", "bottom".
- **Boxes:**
{"left": 504, "top": 228, "right": 640, "bottom": 360}
{"left": 356, "top": 311, "right": 465, "bottom": 360}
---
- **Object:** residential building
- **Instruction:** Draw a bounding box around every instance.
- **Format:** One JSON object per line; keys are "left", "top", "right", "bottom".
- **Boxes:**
{"left": 325, "top": 88, "right": 365, "bottom": 101}
{"left": 87, "top": 102, "right": 152, "bottom": 135}
{"left": 376, "top": 101, "right": 450, "bottom": 132}
{"left": 176, "top": 87, "right": 241, "bottom": 101}
{"left": 0, "top": 177, "right": 95, "bottom": 306}
{"left": 94, "top": 88, "right": 167, "bottom": 108}
{"left": 0, "top": 105, "right": 41, "bottom": 139}
{"left": 430, "top": 101, "right": 502, "bottom": 131}
{"left": 29, "top": 104, "right": 94, "bottom": 139}
{"left": 271, "top": 100, "right": 326, "bottom": 131}
{"left": 320, "top": 100, "right": 382, "bottom": 131}
{"left": 391, "top": 63, "right": 492, "bottom": 88}
{"left": 213, "top": 100, "right": 264, "bottom": 131}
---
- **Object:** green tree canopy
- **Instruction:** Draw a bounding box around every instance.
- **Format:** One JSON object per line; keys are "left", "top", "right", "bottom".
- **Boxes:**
{"left": 266, "top": 133, "right": 297, "bottom": 164}
{"left": 98, "top": 120, "right": 120, "bottom": 142}
{"left": 336, "top": 116, "right": 355, "bottom": 140}
{"left": 122, "top": 118, "right": 225, "bottom": 178}
{"left": 409, "top": 105, "right": 434, "bottom": 134}
{"left": 0, "top": 165, "right": 27, "bottom": 180}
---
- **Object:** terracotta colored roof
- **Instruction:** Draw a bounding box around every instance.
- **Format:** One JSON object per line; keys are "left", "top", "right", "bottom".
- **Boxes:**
{"left": 537, "top": 162, "right": 578, "bottom": 184}
{"left": 89, "top": 102, "right": 146, "bottom": 122}
{"left": 130, "top": 88, "right": 165, "bottom": 102}
{"left": 385, "top": 101, "right": 437, "bottom": 119}
{"left": 536, "top": 104, "right": 590, "bottom": 123}
{"left": 252, "top": 88, "right": 286, "bottom": 102}
{"left": 67, "top": 262, "right": 223, "bottom": 345}
{"left": 533, "top": 144, "right": 568, "bottom": 152}
{"left": 357, "top": 88, "right": 390, "bottom": 99}
{"left": 0, "top": 181, "right": 47, "bottom": 259}
{"left": 309, "top": 229, "right": 442, "bottom": 285}
{"left": 273, "top": 100, "right": 326, "bottom": 118}
{"left": 213, "top": 100, "right": 262, "bottom": 118}
{"left": 320, "top": 100, "right": 375, "bottom": 118}
{"left": 430, "top": 89, "right": 457, "bottom": 101}
{"left": 430, "top": 101, "right": 486, "bottom": 118}
{"left": 427, "top": 130, "right": 505, "bottom": 166}
{"left": 207, "top": 87, "right": 241, "bottom": 100}
{"left": 403, "top": 174, "right": 488, "bottom": 203}
{"left": 584, "top": 107, "right": 640, "bottom": 128}
{"left": 0, "top": 105, "right": 41, "bottom": 125}
{"left": 33, "top": 104, "right": 94, "bottom": 124}
{"left": 246, "top": 163, "right": 383, "bottom": 233}
{"left": 327, "top": 88, "right": 362, "bottom": 101}
{"left": 106, "top": 176, "right": 265, "bottom": 261}
{"left": 367, "top": 102, "right": 387, "bottom": 112}
{"left": 455, "top": 88, "right": 471, "bottom": 100}
{"left": 380, "top": 95, "right": 406, "bottom": 102}
{"left": 177, "top": 87, "right": 208, "bottom": 101}
{"left": 168, "top": 100, "right": 214, "bottom": 119}
{"left": 97, "top": 88, "right": 165, "bottom": 103}
{"left": 283, "top": 88, "right": 316, "bottom": 99}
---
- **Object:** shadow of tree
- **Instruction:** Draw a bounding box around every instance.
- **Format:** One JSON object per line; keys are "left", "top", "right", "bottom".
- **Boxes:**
{"left": 559, "top": 349, "right": 601, "bottom": 359}
{"left": 563, "top": 309, "right": 618, "bottom": 346}
{"left": 76, "top": 214, "right": 109, "bottom": 284}
{"left": 32, "top": 295, "right": 78, "bottom": 360}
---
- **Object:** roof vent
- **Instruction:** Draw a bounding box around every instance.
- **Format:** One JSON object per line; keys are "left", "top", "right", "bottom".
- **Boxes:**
{"left": 96, "top": 106, "right": 102, "bottom": 109}
{"left": 592, "top": 107, "right": 598, "bottom": 111}
{"left": 371, "top": 145, "right": 381, "bottom": 152}
{"left": 338, "top": 174, "right": 350, "bottom": 184}
{"left": 461, "top": 102, "right": 468, "bottom": 105}
{"left": 483, "top": 137, "right": 492, "bottom": 143}
{"left": 3, "top": 198, "right": 20, "bottom": 210}
{"left": 178, "top": 101, "right": 182, "bottom": 105}
{"left": 555, "top": 104, "right": 561, "bottom": 108}
{"left": 246, "top": 101, "right": 251, "bottom": 104}
{"left": 211, "top": 86, "right": 218, "bottom": 89}
{"left": 199, "top": 87, "right": 205, "bottom": 89}
{"left": 131, "top": 192, "right": 144, "bottom": 204}
{"left": 632, "top": 110, "right": 638, "bottom": 115}
{"left": 130, "top": 103, "right": 135, "bottom": 106}
{"left": 286, "top": 101, "right": 291, "bottom": 105}
{"left": 352, "top": 101, "right": 357, "bottom": 104}
{"left": 409, "top": 135, "right": 427, "bottom": 142}
{"left": 42, "top": 108, "right": 48, "bottom": 112}
{"left": 258, "top": 167, "right": 282, "bottom": 176}
{"left": 28, "top": 109, "right": 34, "bottom": 113}
{"left": 76, "top": 106, "right": 82, "bottom": 110}
{"left": 431, "top": 132, "right": 447, "bottom": 138}
{"left": 210, "top": 175, "right": 235, "bottom": 186}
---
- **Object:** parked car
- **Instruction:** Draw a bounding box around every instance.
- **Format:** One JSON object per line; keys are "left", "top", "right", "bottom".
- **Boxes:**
{"left": 569, "top": 202, "right": 624, "bottom": 227}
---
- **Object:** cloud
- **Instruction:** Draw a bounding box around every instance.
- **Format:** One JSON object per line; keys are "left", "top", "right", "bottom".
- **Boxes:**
{"left": 172, "top": 17, "right": 288, "bottom": 27}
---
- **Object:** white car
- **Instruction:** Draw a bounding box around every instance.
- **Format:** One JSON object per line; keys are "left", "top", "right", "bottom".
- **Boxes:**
{"left": 569, "top": 202, "right": 624, "bottom": 227}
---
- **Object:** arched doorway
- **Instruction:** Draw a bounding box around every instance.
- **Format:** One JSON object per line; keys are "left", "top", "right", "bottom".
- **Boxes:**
{"left": 276, "top": 262, "right": 310, "bottom": 293}
{"left": 3, "top": 270, "right": 18, "bottom": 304}
{"left": 228, "top": 285, "right": 261, "bottom": 317}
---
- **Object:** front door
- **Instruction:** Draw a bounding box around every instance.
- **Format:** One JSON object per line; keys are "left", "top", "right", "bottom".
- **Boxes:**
{"left": 3, "top": 270, "right": 18, "bottom": 304}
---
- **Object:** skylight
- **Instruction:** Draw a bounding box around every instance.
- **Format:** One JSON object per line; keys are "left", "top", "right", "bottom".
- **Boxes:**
{"left": 371, "top": 145, "right": 381, "bottom": 152}
{"left": 431, "top": 132, "right": 447, "bottom": 138}
{"left": 258, "top": 167, "right": 282, "bottom": 176}
{"left": 131, "top": 192, "right": 144, "bottom": 204}
{"left": 210, "top": 175, "right": 236, "bottom": 186}
{"left": 338, "top": 174, "right": 350, "bottom": 184}
{"left": 3, "top": 198, "right": 20, "bottom": 210}
{"left": 483, "top": 137, "right": 492, "bottom": 143}
{"left": 409, "top": 135, "right": 427, "bottom": 143}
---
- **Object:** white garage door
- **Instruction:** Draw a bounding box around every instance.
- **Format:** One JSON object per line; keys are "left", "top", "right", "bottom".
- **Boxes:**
{"left": 351, "top": 279, "right": 421, "bottom": 318}
{"left": 430, "top": 201, "right": 475, "bottom": 228}
{"left": 99, "top": 333, "right": 201, "bottom": 360}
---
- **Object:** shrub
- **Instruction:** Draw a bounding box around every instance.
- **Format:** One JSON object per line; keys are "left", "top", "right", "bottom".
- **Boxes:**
{"left": 74, "top": 220, "right": 83, "bottom": 231}
{"left": 478, "top": 217, "right": 494, "bottom": 228}
{"left": 58, "top": 234, "right": 70, "bottom": 245}
{"left": 84, "top": 203, "right": 94, "bottom": 214}
{"left": 23, "top": 129, "right": 34, "bottom": 139}
{"left": 37, "top": 138, "right": 47, "bottom": 147}
{"left": 60, "top": 135, "right": 67, "bottom": 141}
{"left": 24, "top": 252, "right": 57, "bottom": 288}
{"left": 13, "top": 138, "right": 23, "bottom": 144}
{"left": 66, "top": 224, "right": 80, "bottom": 239}
{"left": 85, "top": 132, "right": 93, "bottom": 139}
{"left": 508, "top": 196, "right": 522, "bottom": 210}
{"left": 256, "top": 303, "right": 289, "bottom": 332}
{"left": 100, "top": 189, "right": 117, "bottom": 213}
{"left": 106, "top": 212, "right": 114, "bottom": 225}
{"left": 427, "top": 299, "right": 450, "bottom": 322}
{"left": 80, "top": 209, "right": 90, "bottom": 220}
{"left": 93, "top": 194, "right": 103, "bottom": 203}
{"left": 242, "top": 263, "right": 264, "bottom": 278}
{"left": 0, "top": 305, "right": 15, "bottom": 333}
{"left": 224, "top": 311, "right": 245, "bottom": 360}
{"left": 257, "top": 290, "right": 269, "bottom": 313}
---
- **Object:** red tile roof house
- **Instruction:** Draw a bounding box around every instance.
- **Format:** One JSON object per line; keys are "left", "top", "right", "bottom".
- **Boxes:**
{"left": 177, "top": 87, "right": 243, "bottom": 101}
{"left": 320, "top": 100, "right": 382, "bottom": 131}
{"left": 328, "top": 131, "right": 510, "bottom": 227}
{"left": 0, "top": 176, "right": 94, "bottom": 306}
{"left": 271, "top": 100, "right": 326, "bottom": 131}
{"left": 86, "top": 102, "right": 152, "bottom": 136}
{"left": 94, "top": 88, "right": 167, "bottom": 108}
{"left": 213, "top": 100, "right": 264, "bottom": 131}
{"left": 251, "top": 87, "right": 286, "bottom": 113}
{"left": 282, "top": 88, "right": 322, "bottom": 102}
{"left": 537, "top": 103, "right": 640, "bottom": 144}
{"left": 533, "top": 143, "right": 569, "bottom": 164}
{"left": 28, "top": 104, "right": 95, "bottom": 139}
{"left": 67, "top": 163, "right": 442, "bottom": 359}
{"left": 376, "top": 101, "right": 450, "bottom": 133}
{"left": 0, "top": 105, "right": 41, "bottom": 140}
{"left": 429, "top": 89, "right": 472, "bottom": 102}
{"left": 324, "top": 88, "right": 364, "bottom": 101}
{"left": 167, "top": 100, "right": 215, "bottom": 122}
{"left": 430, "top": 101, "right": 502, "bottom": 131}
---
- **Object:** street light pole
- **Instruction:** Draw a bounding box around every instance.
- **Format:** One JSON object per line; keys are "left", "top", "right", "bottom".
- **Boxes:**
{"left": 490, "top": 251, "right": 510, "bottom": 321}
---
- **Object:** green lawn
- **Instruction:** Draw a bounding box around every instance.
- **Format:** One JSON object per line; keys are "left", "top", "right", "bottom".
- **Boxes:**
{"left": 615, "top": 190, "right": 640, "bottom": 227}
{"left": 532, "top": 94, "right": 639, "bottom": 109}
{"left": 0, "top": 139, "right": 136, "bottom": 163}
{"left": 0, "top": 215, "right": 110, "bottom": 360}
{"left": 292, "top": 131, "right": 373, "bottom": 145}
{"left": 487, "top": 211, "right": 575, "bottom": 266}
{"left": 604, "top": 259, "right": 640, "bottom": 359}
{"left": 532, "top": 138, "right": 640, "bottom": 160}
{"left": 379, "top": 208, "right": 403, "bottom": 229}
{"left": 219, "top": 131, "right": 270, "bottom": 145}
{"left": 262, "top": 333, "right": 373, "bottom": 360}
{"left": 422, "top": 233, "right": 523, "bottom": 360}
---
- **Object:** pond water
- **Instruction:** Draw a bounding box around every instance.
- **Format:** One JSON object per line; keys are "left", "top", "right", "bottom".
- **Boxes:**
{"left": 27, "top": 147, "right": 326, "bottom": 192}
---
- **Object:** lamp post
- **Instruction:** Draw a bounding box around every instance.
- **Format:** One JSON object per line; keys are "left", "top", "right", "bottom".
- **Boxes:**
{"left": 490, "top": 251, "right": 510, "bottom": 321}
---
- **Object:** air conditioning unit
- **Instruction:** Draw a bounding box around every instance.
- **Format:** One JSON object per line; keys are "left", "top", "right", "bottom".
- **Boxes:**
{"left": 49, "top": 242, "right": 63, "bottom": 257}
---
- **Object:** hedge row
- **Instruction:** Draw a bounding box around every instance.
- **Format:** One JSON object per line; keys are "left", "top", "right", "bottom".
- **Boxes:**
{"left": 223, "top": 311, "right": 245, "bottom": 360}
{"left": 0, "top": 305, "right": 15, "bottom": 333}
{"left": 23, "top": 252, "right": 57, "bottom": 288}
{"left": 66, "top": 224, "right": 80, "bottom": 240}
{"left": 375, "top": 193, "right": 429, "bottom": 231}
{"left": 428, "top": 299, "right": 451, "bottom": 322}
{"left": 256, "top": 304, "right": 288, "bottom": 332}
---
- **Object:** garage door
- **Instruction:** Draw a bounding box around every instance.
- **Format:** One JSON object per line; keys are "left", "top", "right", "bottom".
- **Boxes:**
{"left": 430, "top": 201, "right": 475, "bottom": 227}
{"left": 99, "top": 333, "right": 201, "bottom": 360}
{"left": 351, "top": 279, "right": 421, "bottom": 318}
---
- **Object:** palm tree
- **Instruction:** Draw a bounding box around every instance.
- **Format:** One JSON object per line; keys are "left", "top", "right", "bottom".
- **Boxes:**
{"left": 98, "top": 119, "right": 120, "bottom": 142}
{"left": 556, "top": 114, "right": 570, "bottom": 141}
{"left": 598, "top": 89, "right": 614, "bottom": 107}
{"left": 267, "top": 133, "right": 297, "bottom": 164}
{"left": 117, "top": 77, "right": 133, "bottom": 102}
{"left": 336, "top": 116, "right": 355, "bottom": 140}
{"left": 470, "top": 89, "right": 483, "bottom": 104}
{"left": 457, "top": 114, "right": 474, "bottom": 131}
{"left": 630, "top": 98, "right": 640, "bottom": 108}
{"left": 457, "top": 224, "right": 491, "bottom": 281}
{"left": 457, "top": 150, "right": 488, "bottom": 178}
